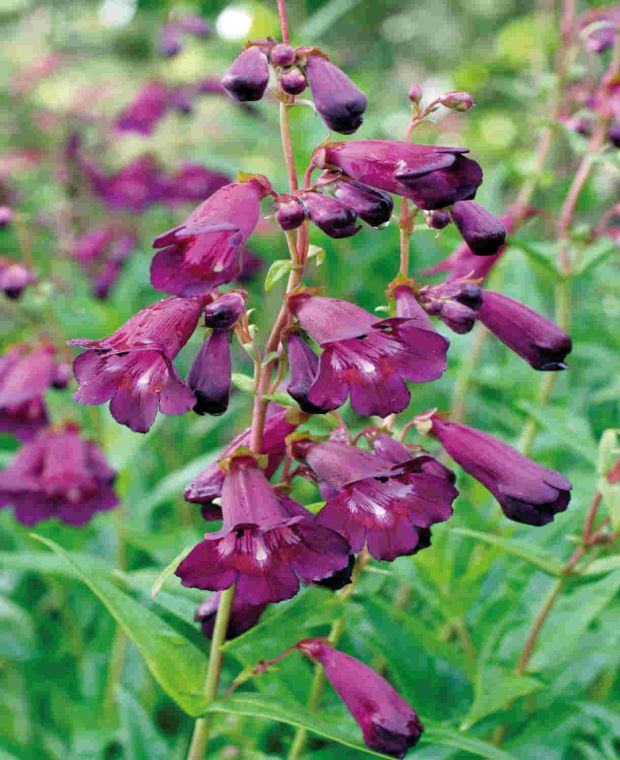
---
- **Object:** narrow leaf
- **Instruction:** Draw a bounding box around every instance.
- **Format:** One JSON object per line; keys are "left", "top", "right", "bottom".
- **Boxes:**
{"left": 264, "top": 259, "right": 293, "bottom": 291}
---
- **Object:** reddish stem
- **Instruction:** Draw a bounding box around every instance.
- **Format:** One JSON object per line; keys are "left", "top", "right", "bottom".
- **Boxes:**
{"left": 277, "top": 0, "right": 290, "bottom": 44}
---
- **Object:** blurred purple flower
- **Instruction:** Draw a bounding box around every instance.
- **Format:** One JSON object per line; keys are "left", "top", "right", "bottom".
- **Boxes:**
{"left": 84, "top": 154, "right": 164, "bottom": 214}
{"left": 0, "top": 258, "right": 36, "bottom": 300}
{"left": 116, "top": 81, "right": 170, "bottom": 136}
{"left": 162, "top": 163, "right": 230, "bottom": 205}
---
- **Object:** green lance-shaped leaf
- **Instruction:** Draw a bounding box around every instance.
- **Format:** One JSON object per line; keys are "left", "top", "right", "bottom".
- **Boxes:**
{"left": 116, "top": 686, "right": 170, "bottom": 760}
{"left": 461, "top": 664, "right": 542, "bottom": 729}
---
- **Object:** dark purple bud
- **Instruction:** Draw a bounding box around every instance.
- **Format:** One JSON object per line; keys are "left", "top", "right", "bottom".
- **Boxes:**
{"left": 0, "top": 206, "right": 13, "bottom": 228}
{"left": 313, "top": 554, "right": 354, "bottom": 590}
{"left": 204, "top": 292, "right": 245, "bottom": 330}
{"left": 159, "top": 23, "right": 183, "bottom": 58}
{"left": 275, "top": 198, "right": 306, "bottom": 231}
{"left": 178, "top": 15, "right": 209, "bottom": 37}
{"left": 52, "top": 361, "right": 72, "bottom": 390}
{"left": 0, "top": 261, "right": 36, "bottom": 299}
{"left": 426, "top": 209, "right": 451, "bottom": 229}
{"left": 477, "top": 290, "right": 572, "bottom": 370}
{"left": 222, "top": 46, "right": 270, "bottom": 102}
{"left": 430, "top": 415, "right": 571, "bottom": 526}
{"left": 301, "top": 192, "right": 360, "bottom": 238}
{"left": 420, "top": 281, "right": 482, "bottom": 335}
{"left": 271, "top": 44, "right": 296, "bottom": 67}
{"left": 449, "top": 201, "right": 506, "bottom": 255}
{"left": 187, "top": 330, "right": 232, "bottom": 415}
{"left": 195, "top": 592, "right": 266, "bottom": 640}
{"left": 609, "top": 122, "right": 620, "bottom": 148}
{"left": 297, "top": 639, "right": 424, "bottom": 757}
{"left": 439, "top": 90, "right": 474, "bottom": 111}
{"left": 407, "top": 84, "right": 423, "bottom": 103}
{"left": 327, "top": 177, "right": 393, "bottom": 227}
{"left": 280, "top": 69, "right": 307, "bottom": 95}
{"left": 286, "top": 333, "right": 327, "bottom": 414}
{"left": 304, "top": 55, "right": 367, "bottom": 134}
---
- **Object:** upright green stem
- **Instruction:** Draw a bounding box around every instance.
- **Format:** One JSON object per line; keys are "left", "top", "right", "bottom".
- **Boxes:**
{"left": 186, "top": 585, "right": 236, "bottom": 760}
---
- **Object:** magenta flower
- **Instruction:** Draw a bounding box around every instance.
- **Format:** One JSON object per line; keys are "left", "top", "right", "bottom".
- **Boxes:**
{"left": 0, "top": 258, "right": 36, "bottom": 300}
{"left": 304, "top": 55, "right": 367, "bottom": 134}
{"left": 0, "top": 343, "right": 58, "bottom": 441}
{"left": 0, "top": 422, "right": 118, "bottom": 526}
{"left": 176, "top": 454, "right": 351, "bottom": 605}
{"left": 184, "top": 404, "right": 301, "bottom": 514}
{"left": 292, "top": 438, "right": 457, "bottom": 561}
{"left": 297, "top": 639, "right": 423, "bottom": 758}
{"left": 69, "top": 296, "right": 205, "bottom": 433}
{"left": 449, "top": 201, "right": 506, "bottom": 255}
{"left": 187, "top": 330, "right": 232, "bottom": 416}
{"left": 162, "top": 163, "right": 229, "bottom": 205}
{"left": 288, "top": 293, "right": 449, "bottom": 417}
{"left": 300, "top": 191, "right": 360, "bottom": 239}
{"left": 313, "top": 140, "right": 483, "bottom": 210}
{"left": 477, "top": 290, "right": 572, "bottom": 370}
{"left": 195, "top": 592, "right": 266, "bottom": 640}
{"left": 222, "top": 46, "right": 270, "bottom": 102}
{"left": 151, "top": 179, "right": 269, "bottom": 297}
{"left": 116, "top": 81, "right": 169, "bottom": 135}
{"left": 429, "top": 415, "right": 571, "bottom": 526}
{"left": 285, "top": 332, "right": 327, "bottom": 414}
{"left": 84, "top": 154, "right": 164, "bottom": 214}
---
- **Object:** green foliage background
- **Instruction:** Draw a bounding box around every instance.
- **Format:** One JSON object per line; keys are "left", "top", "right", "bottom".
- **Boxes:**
{"left": 0, "top": 1, "right": 619, "bottom": 758}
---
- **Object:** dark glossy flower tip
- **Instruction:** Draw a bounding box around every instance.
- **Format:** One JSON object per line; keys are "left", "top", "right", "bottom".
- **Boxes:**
{"left": 295, "top": 438, "right": 456, "bottom": 561}
{"left": 0, "top": 260, "right": 36, "bottom": 300}
{"left": 478, "top": 290, "right": 572, "bottom": 370}
{"left": 195, "top": 592, "right": 266, "bottom": 640}
{"left": 204, "top": 292, "right": 245, "bottom": 330}
{"left": 184, "top": 404, "right": 300, "bottom": 505}
{"left": 151, "top": 180, "right": 265, "bottom": 297}
{"left": 222, "top": 46, "right": 270, "bottom": 102}
{"left": 0, "top": 422, "right": 118, "bottom": 526}
{"left": 297, "top": 639, "right": 423, "bottom": 758}
{"left": 116, "top": 81, "right": 169, "bottom": 136}
{"left": 187, "top": 329, "right": 232, "bottom": 416}
{"left": 176, "top": 456, "right": 351, "bottom": 605}
{"left": 0, "top": 206, "right": 13, "bottom": 227}
{"left": 430, "top": 415, "right": 571, "bottom": 526}
{"left": 314, "top": 553, "right": 355, "bottom": 590}
{"left": 280, "top": 69, "right": 307, "bottom": 95}
{"left": 270, "top": 44, "right": 296, "bottom": 67}
{"left": 426, "top": 209, "right": 451, "bottom": 229}
{"left": 439, "top": 90, "right": 474, "bottom": 111}
{"left": 325, "top": 176, "right": 394, "bottom": 227}
{"left": 304, "top": 55, "right": 367, "bottom": 134}
{"left": 314, "top": 140, "right": 483, "bottom": 210}
{"left": 449, "top": 201, "right": 506, "bottom": 255}
{"left": 275, "top": 198, "right": 307, "bottom": 231}
{"left": 286, "top": 333, "right": 328, "bottom": 414}
{"left": 69, "top": 296, "right": 204, "bottom": 433}
{"left": 300, "top": 192, "right": 360, "bottom": 238}
{"left": 407, "top": 83, "right": 423, "bottom": 103}
{"left": 289, "top": 293, "right": 449, "bottom": 417}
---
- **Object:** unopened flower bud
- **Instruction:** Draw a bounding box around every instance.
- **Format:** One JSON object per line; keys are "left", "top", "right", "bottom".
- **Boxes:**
{"left": 0, "top": 206, "right": 13, "bottom": 228}
{"left": 52, "top": 362, "right": 72, "bottom": 390}
{"left": 326, "top": 176, "right": 393, "bottom": 227}
{"left": 187, "top": 330, "right": 232, "bottom": 415}
{"left": 271, "top": 44, "right": 295, "bottom": 67}
{"left": 0, "top": 261, "right": 35, "bottom": 299}
{"left": 408, "top": 83, "right": 423, "bottom": 103}
{"left": 420, "top": 281, "right": 482, "bottom": 334}
{"left": 426, "top": 209, "right": 451, "bottom": 229}
{"left": 301, "top": 192, "right": 360, "bottom": 238}
{"left": 204, "top": 292, "right": 245, "bottom": 330}
{"left": 222, "top": 46, "right": 270, "bottom": 102}
{"left": 304, "top": 55, "right": 367, "bottom": 134}
{"left": 449, "top": 201, "right": 506, "bottom": 255}
{"left": 275, "top": 198, "right": 307, "bottom": 231}
{"left": 439, "top": 90, "right": 474, "bottom": 112}
{"left": 280, "top": 69, "right": 307, "bottom": 95}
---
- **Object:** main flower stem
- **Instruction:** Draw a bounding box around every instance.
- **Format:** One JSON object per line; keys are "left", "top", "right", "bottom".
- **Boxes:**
{"left": 186, "top": 584, "right": 236, "bottom": 760}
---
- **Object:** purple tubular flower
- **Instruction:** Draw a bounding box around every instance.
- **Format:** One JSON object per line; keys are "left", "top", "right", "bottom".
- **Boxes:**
{"left": 289, "top": 294, "right": 449, "bottom": 417}
{"left": 204, "top": 292, "right": 245, "bottom": 330}
{"left": 297, "top": 639, "right": 423, "bottom": 758}
{"left": 0, "top": 259, "right": 36, "bottom": 299}
{"left": 371, "top": 433, "right": 456, "bottom": 483}
{"left": 176, "top": 455, "right": 351, "bottom": 605}
{"left": 151, "top": 179, "right": 268, "bottom": 297}
{"left": 162, "top": 163, "right": 229, "bottom": 205}
{"left": 0, "top": 422, "right": 118, "bottom": 526}
{"left": 429, "top": 416, "right": 571, "bottom": 526}
{"left": 420, "top": 281, "right": 482, "bottom": 335}
{"left": 313, "top": 140, "right": 482, "bottom": 210}
{"left": 184, "top": 404, "right": 300, "bottom": 511}
{"left": 159, "top": 23, "right": 183, "bottom": 57}
{"left": 321, "top": 174, "right": 394, "bottom": 227}
{"left": 69, "top": 296, "right": 204, "bottom": 433}
{"left": 280, "top": 69, "right": 307, "bottom": 95}
{"left": 187, "top": 330, "right": 232, "bottom": 416}
{"left": 304, "top": 55, "right": 367, "bottom": 134}
{"left": 275, "top": 197, "right": 307, "bottom": 231}
{"left": 477, "top": 290, "right": 572, "bottom": 370}
{"left": 449, "top": 201, "right": 506, "bottom": 255}
{"left": 292, "top": 438, "right": 456, "bottom": 561}
{"left": 300, "top": 192, "right": 360, "bottom": 239}
{"left": 195, "top": 592, "right": 266, "bottom": 640}
{"left": 116, "top": 81, "right": 169, "bottom": 135}
{"left": 222, "top": 46, "right": 270, "bottom": 102}
{"left": 286, "top": 333, "right": 327, "bottom": 414}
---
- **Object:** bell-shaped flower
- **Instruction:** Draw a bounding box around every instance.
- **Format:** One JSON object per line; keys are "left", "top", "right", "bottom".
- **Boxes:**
{"left": 304, "top": 55, "right": 367, "bottom": 134}
{"left": 187, "top": 329, "right": 232, "bottom": 416}
{"left": 449, "top": 201, "right": 506, "bottom": 256}
{"left": 222, "top": 46, "right": 270, "bottom": 102}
